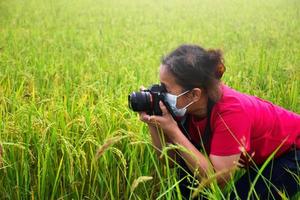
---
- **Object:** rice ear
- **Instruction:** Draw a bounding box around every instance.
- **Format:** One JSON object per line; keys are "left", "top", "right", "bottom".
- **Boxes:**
{"left": 131, "top": 176, "right": 153, "bottom": 193}
{"left": 95, "top": 136, "right": 126, "bottom": 160}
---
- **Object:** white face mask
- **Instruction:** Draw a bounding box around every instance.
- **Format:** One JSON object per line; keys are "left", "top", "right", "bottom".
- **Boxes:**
{"left": 165, "top": 90, "right": 194, "bottom": 117}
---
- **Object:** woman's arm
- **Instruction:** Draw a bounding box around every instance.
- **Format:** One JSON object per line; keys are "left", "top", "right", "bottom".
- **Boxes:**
{"left": 139, "top": 112, "right": 178, "bottom": 166}
{"left": 149, "top": 102, "right": 240, "bottom": 183}
{"left": 164, "top": 125, "right": 212, "bottom": 176}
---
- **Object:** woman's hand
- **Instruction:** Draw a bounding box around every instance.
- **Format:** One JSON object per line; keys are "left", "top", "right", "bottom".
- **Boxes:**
{"left": 147, "top": 101, "right": 180, "bottom": 138}
{"left": 138, "top": 111, "right": 153, "bottom": 125}
{"left": 139, "top": 102, "right": 179, "bottom": 166}
{"left": 137, "top": 86, "right": 181, "bottom": 139}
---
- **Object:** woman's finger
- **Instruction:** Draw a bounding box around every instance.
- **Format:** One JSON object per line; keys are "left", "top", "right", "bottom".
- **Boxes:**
{"left": 159, "top": 101, "right": 169, "bottom": 116}
{"left": 139, "top": 112, "right": 150, "bottom": 122}
{"left": 139, "top": 112, "right": 160, "bottom": 126}
{"left": 148, "top": 115, "right": 162, "bottom": 125}
{"left": 139, "top": 86, "right": 146, "bottom": 91}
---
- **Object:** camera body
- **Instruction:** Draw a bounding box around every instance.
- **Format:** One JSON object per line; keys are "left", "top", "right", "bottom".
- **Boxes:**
{"left": 128, "top": 84, "right": 167, "bottom": 115}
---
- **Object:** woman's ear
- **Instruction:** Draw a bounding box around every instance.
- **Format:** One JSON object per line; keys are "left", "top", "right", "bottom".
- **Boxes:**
{"left": 189, "top": 88, "right": 202, "bottom": 102}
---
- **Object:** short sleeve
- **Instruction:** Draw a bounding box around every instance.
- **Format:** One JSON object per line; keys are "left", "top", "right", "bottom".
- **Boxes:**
{"left": 209, "top": 107, "right": 251, "bottom": 156}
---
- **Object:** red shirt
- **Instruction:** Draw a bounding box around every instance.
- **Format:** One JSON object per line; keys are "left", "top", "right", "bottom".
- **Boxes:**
{"left": 188, "top": 84, "right": 300, "bottom": 164}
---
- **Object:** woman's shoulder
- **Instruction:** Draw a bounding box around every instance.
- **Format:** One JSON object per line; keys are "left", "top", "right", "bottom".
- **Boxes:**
{"left": 214, "top": 84, "right": 249, "bottom": 113}
{"left": 210, "top": 84, "right": 256, "bottom": 127}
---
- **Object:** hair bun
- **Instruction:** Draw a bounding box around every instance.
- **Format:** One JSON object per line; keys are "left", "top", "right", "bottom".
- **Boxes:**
{"left": 207, "top": 49, "right": 225, "bottom": 79}
{"left": 215, "top": 62, "right": 226, "bottom": 79}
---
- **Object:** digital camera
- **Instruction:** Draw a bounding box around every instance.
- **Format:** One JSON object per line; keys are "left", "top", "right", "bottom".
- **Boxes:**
{"left": 128, "top": 84, "right": 167, "bottom": 116}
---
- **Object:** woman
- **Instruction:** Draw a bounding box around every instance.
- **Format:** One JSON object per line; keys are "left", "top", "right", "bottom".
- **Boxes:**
{"left": 139, "top": 44, "right": 300, "bottom": 199}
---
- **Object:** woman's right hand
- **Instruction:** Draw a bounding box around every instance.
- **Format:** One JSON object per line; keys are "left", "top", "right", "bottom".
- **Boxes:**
{"left": 139, "top": 112, "right": 157, "bottom": 128}
{"left": 139, "top": 111, "right": 150, "bottom": 123}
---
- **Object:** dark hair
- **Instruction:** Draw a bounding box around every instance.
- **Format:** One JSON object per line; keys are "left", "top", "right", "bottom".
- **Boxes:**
{"left": 161, "top": 44, "right": 225, "bottom": 102}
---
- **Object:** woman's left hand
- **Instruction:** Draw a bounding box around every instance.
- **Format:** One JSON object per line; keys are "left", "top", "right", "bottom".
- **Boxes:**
{"left": 147, "top": 101, "right": 181, "bottom": 138}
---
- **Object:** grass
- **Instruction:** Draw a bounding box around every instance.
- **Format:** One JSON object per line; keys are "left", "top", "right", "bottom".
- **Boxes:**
{"left": 0, "top": 0, "right": 299, "bottom": 199}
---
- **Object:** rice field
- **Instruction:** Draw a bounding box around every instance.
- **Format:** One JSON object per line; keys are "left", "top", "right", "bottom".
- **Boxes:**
{"left": 0, "top": 0, "right": 299, "bottom": 199}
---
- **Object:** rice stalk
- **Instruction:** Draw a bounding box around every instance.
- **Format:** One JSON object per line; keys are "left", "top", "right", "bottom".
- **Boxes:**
{"left": 0, "top": 143, "right": 3, "bottom": 167}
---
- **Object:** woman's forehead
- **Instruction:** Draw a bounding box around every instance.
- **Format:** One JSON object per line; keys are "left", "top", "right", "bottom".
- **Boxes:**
{"left": 159, "top": 65, "right": 173, "bottom": 83}
{"left": 159, "top": 65, "right": 182, "bottom": 92}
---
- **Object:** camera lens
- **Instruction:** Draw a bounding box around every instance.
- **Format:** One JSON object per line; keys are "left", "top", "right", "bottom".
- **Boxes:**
{"left": 128, "top": 91, "right": 152, "bottom": 112}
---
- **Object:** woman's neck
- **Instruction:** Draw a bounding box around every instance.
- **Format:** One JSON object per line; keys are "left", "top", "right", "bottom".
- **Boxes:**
{"left": 192, "top": 96, "right": 208, "bottom": 120}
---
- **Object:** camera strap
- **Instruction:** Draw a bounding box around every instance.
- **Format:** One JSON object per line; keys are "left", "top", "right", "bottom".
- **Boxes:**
{"left": 175, "top": 98, "right": 215, "bottom": 198}
{"left": 164, "top": 97, "right": 215, "bottom": 154}
{"left": 181, "top": 98, "right": 215, "bottom": 155}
